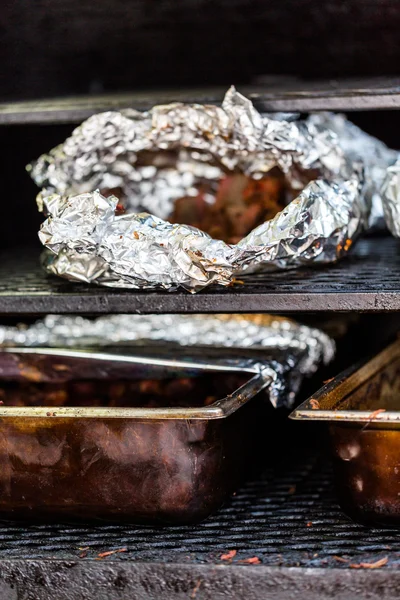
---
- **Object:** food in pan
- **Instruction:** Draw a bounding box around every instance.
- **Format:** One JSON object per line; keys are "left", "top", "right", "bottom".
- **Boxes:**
{"left": 0, "top": 374, "right": 246, "bottom": 409}
{"left": 290, "top": 340, "right": 400, "bottom": 526}
{"left": 0, "top": 358, "right": 269, "bottom": 524}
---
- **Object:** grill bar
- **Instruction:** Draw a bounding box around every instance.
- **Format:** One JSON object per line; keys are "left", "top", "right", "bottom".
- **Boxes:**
{"left": 1, "top": 77, "right": 400, "bottom": 125}
{"left": 0, "top": 433, "right": 397, "bottom": 599}
{"left": 1, "top": 237, "right": 399, "bottom": 314}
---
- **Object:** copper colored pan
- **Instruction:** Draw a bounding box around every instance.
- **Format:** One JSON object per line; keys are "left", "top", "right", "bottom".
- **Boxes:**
{"left": 291, "top": 340, "right": 400, "bottom": 526}
{"left": 0, "top": 348, "right": 272, "bottom": 524}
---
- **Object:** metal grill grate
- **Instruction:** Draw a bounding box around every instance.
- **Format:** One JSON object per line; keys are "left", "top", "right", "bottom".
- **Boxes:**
{"left": 0, "top": 442, "right": 397, "bottom": 569}
{"left": 1, "top": 236, "right": 400, "bottom": 314}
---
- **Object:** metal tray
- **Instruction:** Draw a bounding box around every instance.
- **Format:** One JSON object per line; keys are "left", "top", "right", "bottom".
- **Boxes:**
{"left": 290, "top": 339, "right": 400, "bottom": 525}
{"left": 0, "top": 349, "right": 271, "bottom": 524}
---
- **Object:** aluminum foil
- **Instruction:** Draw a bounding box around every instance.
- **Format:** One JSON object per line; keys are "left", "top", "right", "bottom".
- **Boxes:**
{"left": 28, "top": 87, "right": 372, "bottom": 292}
{"left": 31, "top": 87, "right": 353, "bottom": 203}
{"left": 0, "top": 314, "right": 335, "bottom": 408}
{"left": 381, "top": 158, "right": 400, "bottom": 237}
{"left": 308, "top": 112, "right": 399, "bottom": 228}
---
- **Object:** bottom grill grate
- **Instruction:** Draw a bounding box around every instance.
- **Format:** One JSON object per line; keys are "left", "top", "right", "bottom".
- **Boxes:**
{"left": 0, "top": 444, "right": 398, "bottom": 569}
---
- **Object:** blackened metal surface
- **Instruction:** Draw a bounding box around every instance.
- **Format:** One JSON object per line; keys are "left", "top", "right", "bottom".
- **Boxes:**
{"left": 0, "top": 441, "right": 399, "bottom": 598}
{"left": 0, "top": 237, "right": 399, "bottom": 314}
{"left": 1, "top": 0, "right": 400, "bottom": 103}
{"left": 1, "top": 562, "right": 400, "bottom": 600}
{"left": 2, "top": 561, "right": 400, "bottom": 600}
{"left": 2, "top": 78, "right": 400, "bottom": 125}
{"left": 0, "top": 444, "right": 397, "bottom": 566}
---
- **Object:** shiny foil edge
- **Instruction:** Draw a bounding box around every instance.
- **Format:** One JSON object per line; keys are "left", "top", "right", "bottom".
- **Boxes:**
{"left": 382, "top": 158, "right": 400, "bottom": 237}
{"left": 0, "top": 314, "right": 335, "bottom": 409}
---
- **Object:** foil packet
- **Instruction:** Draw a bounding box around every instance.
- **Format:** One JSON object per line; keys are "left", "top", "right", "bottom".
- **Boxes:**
{"left": 0, "top": 314, "right": 335, "bottom": 408}
{"left": 381, "top": 158, "right": 400, "bottom": 237}
{"left": 307, "top": 113, "right": 399, "bottom": 229}
{"left": 28, "top": 87, "right": 392, "bottom": 292}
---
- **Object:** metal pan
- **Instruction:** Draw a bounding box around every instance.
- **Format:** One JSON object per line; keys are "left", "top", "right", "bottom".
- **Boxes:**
{"left": 0, "top": 348, "right": 272, "bottom": 524}
{"left": 290, "top": 339, "right": 400, "bottom": 525}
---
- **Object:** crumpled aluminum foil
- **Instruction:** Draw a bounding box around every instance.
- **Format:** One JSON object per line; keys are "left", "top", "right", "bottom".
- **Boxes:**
{"left": 0, "top": 314, "right": 335, "bottom": 408}
{"left": 381, "top": 158, "right": 400, "bottom": 237}
{"left": 29, "top": 87, "right": 380, "bottom": 292}
{"left": 308, "top": 112, "right": 399, "bottom": 228}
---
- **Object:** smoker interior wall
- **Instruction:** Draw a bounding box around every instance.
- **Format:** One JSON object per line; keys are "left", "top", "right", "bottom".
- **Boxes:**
{"left": 1, "top": 0, "right": 399, "bottom": 101}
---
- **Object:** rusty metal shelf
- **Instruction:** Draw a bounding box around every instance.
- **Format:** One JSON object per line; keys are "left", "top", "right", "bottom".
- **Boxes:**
{"left": 1, "top": 78, "right": 400, "bottom": 125}
{"left": 0, "top": 237, "right": 399, "bottom": 314}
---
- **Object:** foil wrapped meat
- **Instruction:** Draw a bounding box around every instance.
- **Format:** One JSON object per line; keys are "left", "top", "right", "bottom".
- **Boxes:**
{"left": 0, "top": 313, "right": 335, "bottom": 408}
{"left": 29, "top": 87, "right": 386, "bottom": 292}
{"left": 307, "top": 112, "right": 398, "bottom": 228}
{"left": 381, "top": 158, "right": 400, "bottom": 237}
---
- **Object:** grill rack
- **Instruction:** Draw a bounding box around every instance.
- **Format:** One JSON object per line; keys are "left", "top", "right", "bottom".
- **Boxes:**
{"left": 2, "top": 80, "right": 400, "bottom": 599}
{"left": 0, "top": 448, "right": 394, "bottom": 565}
{"left": 0, "top": 440, "right": 398, "bottom": 599}
{"left": 0, "top": 237, "right": 399, "bottom": 314}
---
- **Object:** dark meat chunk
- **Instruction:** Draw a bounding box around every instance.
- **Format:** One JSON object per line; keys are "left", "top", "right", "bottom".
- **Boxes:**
{"left": 169, "top": 171, "right": 287, "bottom": 244}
